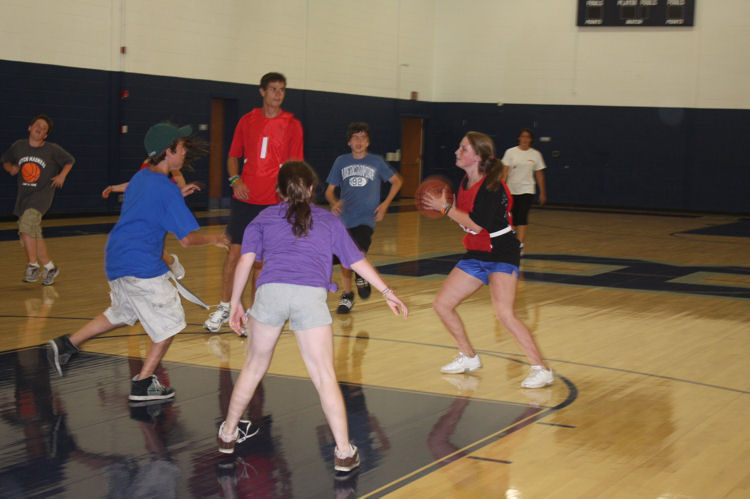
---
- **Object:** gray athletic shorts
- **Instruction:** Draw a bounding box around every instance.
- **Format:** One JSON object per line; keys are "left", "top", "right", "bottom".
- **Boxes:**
{"left": 249, "top": 283, "right": 331, "bottom": 331}
{"left": 103, "top": 273, "right": 185, "bottom": 343}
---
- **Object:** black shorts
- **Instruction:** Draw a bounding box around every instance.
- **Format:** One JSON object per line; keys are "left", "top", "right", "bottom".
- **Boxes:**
{"left": 333, "top": 225, "right": 373, "bottom": 266}
{"left": 511, "top": 193, "right": 534, "bottom": 226}
{"left": 228, "top": 198, "right": 275, "bottom": 244}
{"left": 347, "top": 225, "right": 374, "bottom": 253}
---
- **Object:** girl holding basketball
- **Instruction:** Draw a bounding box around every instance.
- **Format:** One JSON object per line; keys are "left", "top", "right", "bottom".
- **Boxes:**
{"left": 423, "top": 131, "right": 553, "bottom": 389}
{"left": 218, "top": 161, "right": 407, "bottom": 473}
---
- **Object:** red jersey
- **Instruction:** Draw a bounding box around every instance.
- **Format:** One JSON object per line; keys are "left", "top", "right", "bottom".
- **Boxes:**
{"left": 229, "top": 108, "right": 304, "bottom": 205}
{"left": 456, "top": 174, "right": 518, "bottom": 265}
{"left": 456, "top": 176, "right": 490, "bottom": 252}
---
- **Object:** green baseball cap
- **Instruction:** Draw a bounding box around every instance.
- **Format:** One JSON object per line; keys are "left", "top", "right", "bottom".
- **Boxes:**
{"left": 144, "top": 123, "right": 192, "bottom": 158}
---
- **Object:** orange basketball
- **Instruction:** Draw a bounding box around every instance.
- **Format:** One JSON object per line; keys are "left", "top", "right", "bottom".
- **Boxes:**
{"left": 21, "top": 162, "right": 41, "bottom": 183}
{"left": 415, "top": 175, "right": 455, "bottom": 218}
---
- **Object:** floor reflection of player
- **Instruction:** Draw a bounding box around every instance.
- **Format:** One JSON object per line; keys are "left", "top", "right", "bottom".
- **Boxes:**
{"left": 106, "top": 402, "right": 181, "bottom": 499}
{"left": 44, "top": 400, "right": 181, "bottom": 498}
{"left": 20, "top": 285, "right": 58, "bottom": 345}
{"left": 0, "top": 291, "right": 68, "bottom": 495}
{"left": 1, "top": 346, "right": 181, "bottom": 498}
{"left": 317, "top": 329, "right": 391, "bottom": 475}
{"left": 188, "top": 372, "right": 293, "bottom": 498}
{"left": 427, "top": 395, "right": 473, "bottom": 462}
{"left": 2, "top": 303, "right": 182, "bottom": 496}
{"left": 427, "top": 382, "right": 541, "bottom": 496}
{"left": 0, "top": 347, "right": 67, "bottom": 496}
{"left": 333, "top": 469, "right": 360, "bottom": 499}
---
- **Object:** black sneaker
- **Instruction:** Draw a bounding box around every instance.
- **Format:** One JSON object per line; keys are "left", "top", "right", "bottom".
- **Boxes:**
{"left": 49, "top": 414, "right": 77, "bottom": 459}
{"left": 129, "top": 399, "right": 174, "bottom": 422}
{"left": 336, "top": 292, "right": 355, "bottom": 314}
{"left": 129, "top": 375, "right": 175, "bottom": 401}
{"left": 47, "top": 335, "right": 80, "bottom": 377}
{"left": 354, "top": 273, "right": 371, "bottom": 299}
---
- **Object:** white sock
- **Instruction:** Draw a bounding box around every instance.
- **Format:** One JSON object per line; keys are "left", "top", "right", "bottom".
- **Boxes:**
{"left": 335, "top": 444, "right": 355, "bottom": 458}
{"left": 44, "top": 261, "right": 55, "bottom": 270}
{"left": 219, "top": 423, "right": 236, "bottom": 441}
{"left": 29, "top": 261, "right": 40, "bottom": 267}
{"left": 220, "top": 301, "right": 230, "bottom": 309}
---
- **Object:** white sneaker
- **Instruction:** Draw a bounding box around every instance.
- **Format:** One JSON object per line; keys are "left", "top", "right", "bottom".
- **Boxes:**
{"left": 23, "top": 264, "right": 41, "bottom": 283}
{"left": 41, "top": 265, "right": 60, "bottom": 286}
{"left": 207, "top": 336, "right": 229, "bottom": 362}
{"left": 441, "top": 374, "right": 480, "bottom": 392}
{"left": 440, "top": 352, "right": 482, "bottom": 374}
{"left": 168, "top": 254, "right": 185, "bottom": 280}
{"left": 204, "top": 304, "right": 230, "bottom": 333}
{"left": 521, "top": 388, "right": 552, "bottom": 407}
{"left": 521, "top": 365, "right": 554, "bottom": 388}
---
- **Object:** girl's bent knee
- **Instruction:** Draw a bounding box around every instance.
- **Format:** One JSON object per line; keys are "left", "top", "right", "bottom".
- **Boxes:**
{"left": 496, "top": 310, "right": 516, "bottom": 327}
{"left": 433, "top": 298, "right": 452, "bottom": 316}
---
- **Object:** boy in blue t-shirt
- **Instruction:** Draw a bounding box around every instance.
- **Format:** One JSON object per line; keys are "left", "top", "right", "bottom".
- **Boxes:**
{"left": 325, "top": 122, "right": 402, "bottom": 313}
{"left": 47, "top": 123, "right": 229, "bottom": 402}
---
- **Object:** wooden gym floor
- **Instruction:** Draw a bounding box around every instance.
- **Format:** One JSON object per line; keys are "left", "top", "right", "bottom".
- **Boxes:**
{"left": 0, "top": 203, "right": 748, "bottom": 498}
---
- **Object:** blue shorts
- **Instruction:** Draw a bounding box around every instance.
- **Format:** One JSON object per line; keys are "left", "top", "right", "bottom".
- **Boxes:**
{"left": 455, "top": 259, "right": 519, "bottom": 285}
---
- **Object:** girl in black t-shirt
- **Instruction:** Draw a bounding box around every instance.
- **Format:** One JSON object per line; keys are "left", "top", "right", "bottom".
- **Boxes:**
{"left": 423, "top": 131, "right": 553, "bottom": 389}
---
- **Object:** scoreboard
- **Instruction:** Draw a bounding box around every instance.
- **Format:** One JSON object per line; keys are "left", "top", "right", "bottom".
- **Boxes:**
{"left": 577, "top": 0, "right": 695, "bottom": 27}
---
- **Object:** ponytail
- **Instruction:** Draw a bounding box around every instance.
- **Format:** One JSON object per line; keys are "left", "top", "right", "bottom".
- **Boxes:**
{"left": 277, "top": 161, "right": 318, "bottom": 238}
{"left": 465, "top": 131, "right": 504, "bottom": 191}
{"left": 483, "top": 157, "right": 505, "bottom": 192}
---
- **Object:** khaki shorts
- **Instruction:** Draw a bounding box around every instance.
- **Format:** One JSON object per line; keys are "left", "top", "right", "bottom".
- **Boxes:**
{"left": 103, "top": 273, "right": 185, "bottom": 343}
{"left": 249, "top": 283, "right": 331, "bottom": 331}
{"left": 18, "top": 208, "right": 43, "bottom": 239}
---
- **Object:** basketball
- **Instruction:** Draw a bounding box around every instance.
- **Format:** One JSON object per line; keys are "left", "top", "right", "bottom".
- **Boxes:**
{"left": 415, "top": 175, "right": 454, "bottom": 218}
{"left": 21, "top": 162, "right": 41, "bottom": 183}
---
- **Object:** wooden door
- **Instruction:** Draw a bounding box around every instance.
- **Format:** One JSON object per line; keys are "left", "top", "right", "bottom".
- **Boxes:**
{"left": 400, "top": 117, "right": 423, "bottom": 198}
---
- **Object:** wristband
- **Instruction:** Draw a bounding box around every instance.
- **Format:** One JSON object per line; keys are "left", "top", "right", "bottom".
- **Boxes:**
{"left": 441, "top": 203, "right": 452, "bottom": 216}
{"left": 228, "top": 175, "right": 240, "bottom": 185}
{"left": 381, "top": 288, "right": 393, "bottom": 297}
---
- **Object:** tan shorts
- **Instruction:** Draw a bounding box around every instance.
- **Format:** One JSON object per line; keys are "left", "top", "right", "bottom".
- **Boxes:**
{"left": 103, "top": 273, "right": 185, "bottom": 343}
{"left": 18, "top": 208, "right": 43, "bottom": 239}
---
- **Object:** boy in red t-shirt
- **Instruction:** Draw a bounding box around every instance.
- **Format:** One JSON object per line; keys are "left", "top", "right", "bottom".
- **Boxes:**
{"left": 204, "top": 72, "right": 304, "bottom": 333}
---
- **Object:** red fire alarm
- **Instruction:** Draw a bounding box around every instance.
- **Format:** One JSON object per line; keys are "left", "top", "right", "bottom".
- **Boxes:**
{"left": 120, "top": 46, "right": 127, "bottom": 54}
{"left": 120, "top": 90, "right": 129, "bottom": 99}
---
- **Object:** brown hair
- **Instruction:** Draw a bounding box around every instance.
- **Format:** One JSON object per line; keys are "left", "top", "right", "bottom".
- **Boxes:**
{"left": 147, "top": 136, "right": 206, "bottom": 172}
{"left": 277, "top": 160, "right": 318, "bottom": 238}
{"left": 465, "top": 131, "right": 505, "bottom": 191}
{"left": 519, "top": 127, "right": 535, "bottom": 141}
{"left": 260, "top": 72, "right": 286, "bottom": 90}
{"left": 346, "top": 122, "right": 370, "bottom": 141}
{"left": 29, "top": 114, "right": 53, "bottom": 135}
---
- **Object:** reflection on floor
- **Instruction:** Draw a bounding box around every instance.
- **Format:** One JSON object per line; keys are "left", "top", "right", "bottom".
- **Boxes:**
{"left": 0, "top": 348, "right": 541, "bottom": 497}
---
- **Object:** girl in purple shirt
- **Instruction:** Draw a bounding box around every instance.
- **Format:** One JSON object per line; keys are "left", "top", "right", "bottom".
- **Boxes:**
{"left": 217, "top": 161, "right": 407, "bottom": 474}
